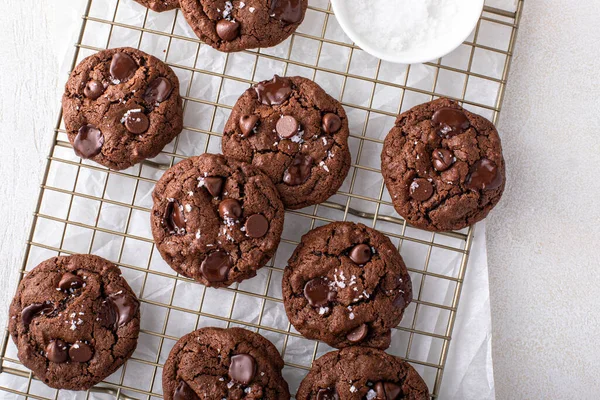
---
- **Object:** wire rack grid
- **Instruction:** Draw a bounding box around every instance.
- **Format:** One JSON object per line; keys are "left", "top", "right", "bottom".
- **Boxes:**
{"left": 0, "top": 0, "right": 523, "bottom": 399}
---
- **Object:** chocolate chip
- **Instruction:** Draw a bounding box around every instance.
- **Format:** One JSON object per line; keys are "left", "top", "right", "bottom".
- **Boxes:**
{"left": 74, "top": 124, "right": 104, "bottom": 159}
{"left": 276, "top": 115, "right": 299, "bottom": 139}
{"left": 432, "top": 148, "right": 454, "bottom": 172}
{"left": 229, "top": 354, "right": 256, "bottom": 385}
{"left": 409, "top": 178, "right": 434, "bottom": 201}
{"left": 346, "top": 324, "right": 368, "bottom": 343}
{"left": 107, "top": 292, "right": 139, "bottom": 328}
{"left": 465, "top": 158, "right": 502, "bottom": 191}
{"left": 219, "top": 199, "right": 242, "bottom": 220}
{"left": 84, "top": 80, "right": 104, "bottom": 100}
{"left": 216, "top": 19, "right": 240, "bottom": 41}
{"left": 255, "top": 75, "right": 293, "bottom": 105}
{"left": 204, "top": 176, "right": 224, "bottom": 197}
{"left": 22, "top": 302, "right": 54, "bottom": 326}
{"left": 393, "top": 293, "right": 407, "bottom": 309}
{"left": 322, "top": 113, "right": 342, "bottom": 134}
{"left": 144, "top": 77, "right": 173, "bottom": 105}
{"left": 200, "top": 250, "right": 232, "bottom": 283}
{"left": 303, "top": 277, "right": 336, "bottom": 307}
{"left": 283, "top": 154, "right": 313, "bottom": 186}
{"left": 58, "top": 272, "right": 84, "bottom": 292}
{"left": 98, "top": 299, "right": 118, "bottom": 329}
{"left": 174, "top": 381, "right": 199, "bottom": 400}
{"left": 123, "top": 110, "right": 150, "bottom": 134}
{"left": 374, "top": 381, "right": 402, "bottom": 400}
{"left": 432, "top": 107, "right": 470, "bottom": 138}
{"left": 46, "top": 340, "right": 68, "bottom": 363}
{"left": 244, "top": 214, "right": 269, "bottom": 238}
{"left": 69, "top": 341, "right": 93, "bottom": 363}
{"left": 239, "top": 114, "right": 259, "bottom": 137}
{"left": 317, "top": 388, "right": 339, "bottom": 400}
{"left": 349, "top": 244, "right": 371, "bottom": 265}
{"left": 110, "top": 52, "right": 137, "bottom": 82}
{"left": 165, "top": 200, "right": 186, "bottom": 235}
{"left": 269, "top": 0, "right": 304, "bottom": 23}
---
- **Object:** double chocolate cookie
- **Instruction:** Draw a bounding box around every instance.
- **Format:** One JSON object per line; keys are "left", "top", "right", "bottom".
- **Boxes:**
{"left": 296, "top": 347, "right": 429, "bottom": 400}
{"left": 8, "top": 255, "right": 140, "bottom": 390}
{"left": 134, "top": 0, "right": 179, "bottom": 12}
{"left": 162, "top": 327, "right": 290, "bottom": 399}
{"left": 381, "top": 98, "right": 506, "bottom": 231}
{"left": 222, "top": 75, "right": 351, "bottom": 209}
{"left": 282, "top": 222, "right": 412, "bottom": 349}
{"left": 180, "top": 0, "right": 308, "bottom": 52}
{"left": 151, "top": 153, "right": 285, "bottom": 288}
{"left": 62, "top": 47, "right": 183, "bottom": 170}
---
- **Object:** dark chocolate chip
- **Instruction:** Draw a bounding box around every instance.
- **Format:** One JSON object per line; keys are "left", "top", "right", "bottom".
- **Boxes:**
{"left": 200, "top": 250, "right": 232, "bottom": 283}
{"left": 144, "top": 77, "right": 173, "bottom": 105}
{"left": 174, "top": 380, "right": 199, "bottom": 400}
{"left": 409, "top": 178, "right": 434, "bottom": 201}
{"left": 239, "top": 115, "right": 259, "bottom": 137}
{"left": 303, "top": 277, "right": 336, "bottom": 307}
{"left": 229, "top": 354, "right": 256, "bottom": 385}
{"left": 432, "top": 148, "right": 454, "bottom": 172}
{"left": 110, "top": 52, "right": 137, "bottom": 82}
{"left": 165, "top": 200, "right": 186, "bottom": 235}
{"left": 123, "top": 110, "right": 150, "bottom": 134}
{"left": 204, "top": 176, "right": 224, "bottom": 197}
{"left": 322, "top": 113, "right": 342, "bottom": 134}
{"left": 216, "top": 19, "right": 240, "bottom": 41}
{"left": 393, "top": 293, "right": 407, "bottom": 309}
{"left": 46, "top": 340, "right": 68, "bottom": 363}
{"left": 349, "top": 244, "right": 371, "bottom": 265}
{"left": 69, "top": 341, "right": 94, "bottom": 363}
{"left": 276, "top": 115, "right": 299, "bottom": 139}
{"left": 22, "top": 302, "right": 54, "bottom": 326}
{"left": 58, "top": 272, "right": 84, "bottom": 292}
{"left": 219, "top": 198, "right": 242, "bottom": 220}
{"left": 283, "top": 154, "right": 312, "bottom": 186}
{"left": 374, "top": 381, "right": 402, "bottom": 400}
{"left": 99, "top": 299, "right": 118, "bottom": 329}
{"left": 465, "top": 158, "right": 502, "bottom": 191}
{"left": 244, "top": 214, "right": 269, "bottom": 238}
{"left": 74, "top": 124, "right": 104, "bottom": 159}
{"left": 432, "top": 107, "right": 470, "bottom": 138}
{"left": 84, "top": 80, "right": 105, "bottom": 100}
{"left": 255, "top": 75, "right": 293, "bottom": 106}
{"left": 346, "top": 324, "right": 368, "bottom": 343}
{"left": 107, "top": 292, "right": 139, "bottom": 328}
{"left": 317, "top": 388, "right": 339, "bottom": 400}
{"left": 269, "top": 0, "right": 304, "bottom": 23}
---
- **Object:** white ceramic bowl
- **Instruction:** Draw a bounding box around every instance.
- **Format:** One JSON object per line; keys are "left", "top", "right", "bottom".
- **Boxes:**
{"left": 330, "top": 0, "right": 485, "bottom": 64}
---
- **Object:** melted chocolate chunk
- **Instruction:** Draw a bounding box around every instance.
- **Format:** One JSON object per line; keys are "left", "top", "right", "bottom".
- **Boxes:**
{"left": 46, "top": 340, "right": 68, "bottom": 363}
{"left": 144, "top": 77, "right": 173, "bottom": 105}
{"left": 105, "top": 292, "right": 139, "bottom": 329}
{"left": 110, "top": 52, "right": 137, "bottom": 82}
{"left": 58, "top": 272, "right": 85, "bottom": 292}
{"left": 349, "top": 244, "right": 371, "bottom": 265}
{"left": 200, "top": 250, "right": 232, "bottom": 283}
{"left": 123, "top": 110, "right": 150, "bottom": 134}
{"left": 255, "top": 75, "right": 293, "bottom": 105}
{"left": 322, "top": 113, "right": 342, "bottom": 134}
{"left": 374, "top": 381, "right": 402, "bottom": 400}
{"left": 174, "top": 381, "right": 199, "bottom": 400}
{"left": 84, "top": 80, "right": 104, "bottom": 100}
{"left": 239, "top": 115, "right": 259, "bottom": 137}
{"left": 317, "top": 388, "right": 339, "bottom": 400}
{"left": 244, "top": 214, "right": 269, "bottom": 238}
{"left": 73, "top": 124, "right": 104, "bottom": 159}
{"left": 165, "top": 200, "right": 186, "bottom": 235}
{"left": 269, "top": 0, "right": 304, "bottom": 23}
{"left": 465, "top": 158, "right": 502, "bottom": 191}
{"left": 229, "top": 354, "right": 256, "bottom": 385}
{"left": 218, "top": 199, "right": 242, "bottom": 220}
{"left": 69, "top": 341, "right": 94, "bottom": 363}
{"left": 432, "top": 107, "right": 470, "bottom": 138}
{"left": 304, "top": 277, "right": 336, "bottom": 307}
{"left": 22, "top": 302, "right": 54, "bottom": 326}
{"left": 409, "top": 178, "right": 434, "bottom": 201}
{"left": 346, "top": 324, "right": 368, "bottom": 343}
{"left": 432, "top": 148, "right": 454, "bottom": 172}
{"left": 216, "top": 19, "right": 240, "bottom": 41}
{"left": 204, "top": 176, "right": 224, "bottom": 197}
{"left": 283, "top": 154, "right": 313, "bottom": 186}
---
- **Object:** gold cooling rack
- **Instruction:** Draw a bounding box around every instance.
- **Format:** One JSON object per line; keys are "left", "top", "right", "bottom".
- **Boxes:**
{"left": 0, "top": 0, "right": 524, "bottom": 398}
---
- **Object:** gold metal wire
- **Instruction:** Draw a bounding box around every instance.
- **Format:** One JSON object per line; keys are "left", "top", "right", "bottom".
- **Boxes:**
{"left": 0, "top": 1, "right": 524, "bottom": 398}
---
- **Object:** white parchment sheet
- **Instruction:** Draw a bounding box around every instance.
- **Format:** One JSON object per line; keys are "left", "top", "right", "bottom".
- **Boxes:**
{"left": 0, "top": 0, "right": 518, "bottom": 398}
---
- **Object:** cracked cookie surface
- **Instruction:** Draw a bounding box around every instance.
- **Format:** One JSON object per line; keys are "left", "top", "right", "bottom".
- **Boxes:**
{"left": 296, "top": 347, "right": 429, "bottom": 400}
{"left": 151, "top": 153, "right": 284, "bottom": 288}
{"left": 222, "top": 75, "right": 351, "bottom": 209}
{"left": 180, "top": 0, "right": 308, "bottom": 52}
{"left": 282, "top": 222, "right": 412, "bottom": 350}
{"left": 162, "top": 327, "right": 290, "bottom": 400}
{"left": 134, "top": 0, "right": 179, "bottom": 12}
{"left": 381, "top": 98, "right": 506, "bottom": 232}
{"left": 8, "top": 254, "right": 140, "bottom": 391}
{"left": 62, "top": 47, "right": 183, "bottom": 170}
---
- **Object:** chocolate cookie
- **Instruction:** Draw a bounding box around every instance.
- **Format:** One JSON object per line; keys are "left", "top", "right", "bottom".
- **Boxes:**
{"left": 296, "top": 347, "right": 429, "bottom": 400}
{"left": 8, "top": 255, "right": 140, "bottom": 391}
{"left": 62, "top": 47, "right": 183, "bottom": 170}
{"left": 381, "top": 98, "right": 506, "bottom": 232}
{"left": 162, "top": 327, "right": 290, "bottom": 399}
{"left": 179, "top": 0, "right": 308, "bottom": 52}
{"left": 222, "top": 75, "right": 351, "bottom": 209}
{"left": 151, "top": 153, "right": 285, "bottom": 288}
{"left": 282, "top": 222, "right": 412, "bottom": 350}
{"left": 134, "top": 0, "right": 179, "bottom": 12}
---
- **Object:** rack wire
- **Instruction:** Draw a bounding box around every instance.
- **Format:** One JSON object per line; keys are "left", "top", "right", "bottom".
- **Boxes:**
{"left": 0, "top": 0, "right": 524, "bottom": 398}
